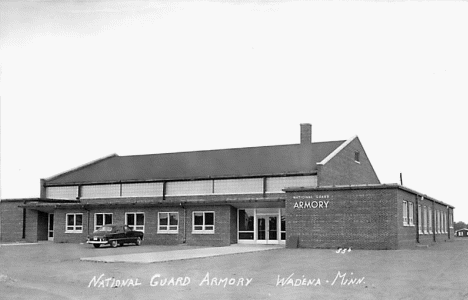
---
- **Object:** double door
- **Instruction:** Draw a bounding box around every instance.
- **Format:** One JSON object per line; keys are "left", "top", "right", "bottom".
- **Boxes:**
{"left": 257, "top": 215, "right": 278, "bottom": 244}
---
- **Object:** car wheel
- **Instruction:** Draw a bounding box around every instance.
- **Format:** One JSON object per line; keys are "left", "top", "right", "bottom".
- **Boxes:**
{"left": 110, "top": 240, "right": 118, "bottom": 248}
{"left": 135, "top": 237, "right": 142, "bottom": 246}
{"left": 93, "top": 244, "right": 100, "bottom": 248}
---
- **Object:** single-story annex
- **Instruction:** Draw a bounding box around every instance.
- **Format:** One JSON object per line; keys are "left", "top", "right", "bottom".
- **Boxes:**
{"left": 0, "top": 124, "right": 455, "bottom": 249}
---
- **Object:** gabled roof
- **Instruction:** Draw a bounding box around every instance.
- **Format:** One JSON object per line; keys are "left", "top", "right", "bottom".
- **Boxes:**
{"left": 44, "top": 140, "right": 345, "bottom": 186}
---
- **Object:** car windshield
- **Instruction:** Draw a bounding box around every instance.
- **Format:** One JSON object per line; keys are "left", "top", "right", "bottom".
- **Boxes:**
{"left": 95, "top": 226, "right": 113, "bottom": 232}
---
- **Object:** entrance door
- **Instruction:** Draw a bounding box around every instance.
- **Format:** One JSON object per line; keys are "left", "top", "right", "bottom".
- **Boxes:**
{"left": 257, "top": 215, "right": 278, "bottom": 244}
{"left": 48, "top": 213, "right": 54, "bottom": 241}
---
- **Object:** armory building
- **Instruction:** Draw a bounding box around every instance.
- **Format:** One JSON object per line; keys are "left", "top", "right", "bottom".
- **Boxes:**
{"left": 0, "top": 124, "right": 455, "bottom": 249}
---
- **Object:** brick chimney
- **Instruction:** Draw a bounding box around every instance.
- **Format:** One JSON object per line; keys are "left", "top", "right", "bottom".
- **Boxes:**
{"left": 300, "top": 123, "right": 312, "bottom": 144}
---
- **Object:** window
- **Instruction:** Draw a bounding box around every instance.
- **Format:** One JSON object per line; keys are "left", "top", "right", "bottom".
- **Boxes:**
{"left": 158, "top": 212, "right": 179, "bottom": 234}
{"left": 354, "top": 151, "right": 360, "bottom": 163}
{"left": 444, "top": 212, "right": 446, "bottom": 233}
{"left": 427, "top": 207, "right": 432, "bottom": 233}
{"left": 418, "top": 205, "right": 422, "bottom": 233}
{"left": 81, "top": 184, "right": 120, "bottom": 198}
{"left": 265, "top": 176, "right": 317, "bottom": 193}
{"left": 193, "top": 211, "right": 215, "bottom": 234}
{"left": 408, "top": 202, "right": 414, "bottom": 226}
{"left": 238, "top": 209, "right": 254, "bottom": 240}
{"left": 436, "top": 211, "right": 440, "bottom": 234}
{"left": 423, "top": 206, "right": 428, "bottom": 234}
{"left": 213, "top": 178, "right": 263, "bottom": 194}
{"left": 402, "top": 201, "right": 408, "bottom": 226}
{"left": 46, "top": 186, "right": 79, "bottom": 200}
{"left": 94, "top": 213, "right": 113, "bottom": 232}
{"left": 125, "top": 212, "right": 145, "bottom": 232}
{"left": 66, "top": 213, "right": 83, "bottom": 233}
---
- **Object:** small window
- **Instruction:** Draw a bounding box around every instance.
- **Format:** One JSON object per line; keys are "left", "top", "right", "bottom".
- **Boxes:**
{"left": 418, "top": 204, "right": 422, "bottom": 233}
{"left": 354, "top": 151, "right": 360, "bottom": 163}
{"left": 428, "top": 207, "right": 433, "bottom": 234}
{"left": 66, "top": 213, "right": 83, "bottom": 233}
{"left": 125, "top": 212, "right": 145, "bottom": 232}
{"left": 94, "top": 213, "right": 113, "bottom": 232}
{"left": 158, "top": 212, "right": 179, "bottom": 234}
{"left": 192, "top": 211, "right": 215, "bottom": 234}
{"left": 408, "top": 202, "right": 414, "bottom": 226}
{"left": 402, "top": 201, "right": 408, "bottom": 226}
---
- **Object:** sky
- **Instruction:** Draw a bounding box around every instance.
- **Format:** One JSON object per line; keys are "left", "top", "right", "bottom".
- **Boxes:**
{"left": 1, "top": 0, "right": 467, "bottom": 221}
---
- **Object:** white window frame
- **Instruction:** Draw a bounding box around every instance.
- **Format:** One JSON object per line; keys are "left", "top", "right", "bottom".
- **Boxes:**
{"left": 354, "top": 151, "right": 360, "bottom": 163}
{"left": 125, "top": 212, "right": 145, "bottom": 232}
{"left": 94, "top": 213, "right": 113, "bottom": 232}
{"left": 402, "top": 201, "right": 408, "bottom": 226}
{"left": 428, "top": 207, "right": 433, "bottom": 234}
{"left": 418, "top": 204, "right": 422, "bottom": 233}
{"left": 65, "top": 213, "right": 83, "bottom": 233}
{"left": 192, "top": 211, "right": 215, "bottom": 234}
{"left": 436, "top": 211, "right": 440, "bottom": 234}
{"left": 158, "top": 212, "right": 179, "bottom": 234}
{"left": 408, "top": 202, "right": 414, "bottom": 226}
{"left": 423, "top": 206, "right": 428, "bottom": 234}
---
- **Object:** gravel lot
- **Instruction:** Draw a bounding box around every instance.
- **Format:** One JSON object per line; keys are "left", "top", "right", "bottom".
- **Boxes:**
{"left": 1, "top": 239, "right": 468, "bottom": 300}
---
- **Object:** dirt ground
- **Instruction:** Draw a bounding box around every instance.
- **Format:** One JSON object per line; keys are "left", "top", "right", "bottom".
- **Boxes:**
{"left": 1, "top": 239, "right": 468, "bottom": 300}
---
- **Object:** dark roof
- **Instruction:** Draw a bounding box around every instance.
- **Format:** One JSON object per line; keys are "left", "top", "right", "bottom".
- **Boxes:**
{"left": 45, "top": 141, "right": 345, "bottom": 185}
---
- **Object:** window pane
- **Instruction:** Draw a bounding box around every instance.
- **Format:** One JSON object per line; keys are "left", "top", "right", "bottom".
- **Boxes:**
{"left": 194, "top": 213, "right": 203, "bottom": 225}
{"left": 136, "top": 214, "right": 144, "bottom": 225}
{"left": 105, "top": 214, "right": 113, "bottom": 225}
{"left": 205, "top": 225, "right": 214, "bottom": 231}
{"left": 194, "top": 225, "right": 203, "bottom": 230}
{"left": 76, "top": 214, "right": 82, "bottom": 226}
{"left": 205, "top": 213, "right": 214, "bottom": 225}
{"left": 96, "top": 214, "right": 103, "bottom": 226}
{"left": 169, "top": 226, "right": 177, "bottom": 231}
{"left": 159, "top": 214, "right": 168, "bottom": 225}
{"left": 238, "top": 209, "right": 254, "bottom": 231}
{"left": 169, "top": 213, "right": 178, "bottom": 226}
{"left": 281, "top": 216, "right": 286, "bottom": 231}
{"left": 67, "top": 215, "right": 74, "bottom": 226}
{"left": 127, "top": 214, "right": 135, "bottom": 225}
{"left": 239, "top": 232, "right": 254, "bottom": 239}
{"left": 159, "top": 226, "right": 167, "bottom": 231}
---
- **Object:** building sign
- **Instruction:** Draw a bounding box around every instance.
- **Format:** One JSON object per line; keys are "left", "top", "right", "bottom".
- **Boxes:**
{"left": 293, "top": 201, "right": 329, "bottom": 209}
{"left": 292, "top": 195, "right": 330, "bottom": 209}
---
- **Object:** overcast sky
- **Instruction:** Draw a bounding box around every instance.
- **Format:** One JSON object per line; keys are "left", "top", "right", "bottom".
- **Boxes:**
{"left": 1, "top": 1, "right": 467, "bottom": 221}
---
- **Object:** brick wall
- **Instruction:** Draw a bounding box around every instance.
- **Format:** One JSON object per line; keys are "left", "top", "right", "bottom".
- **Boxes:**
{"left": 286, "top": 188, "right": 398, "bottom": 250}
{"left": 0, "top": 201, "right": 24, "bottom": 242}
{"left": 396, "top": 189, "right": 453, "bottom": 248}
{"left": 318, "top": 137, "right": 380, "bottom": 186}
{"left": 54, "top": 208, "right": 89, "bottom": 243}
{"left": 230, "top": 206, "right": 238, "bottom": 244}
{"left": 52, "top": 204, "right": 238, "bottom": 247}
{"left": 185, "top": 205, "right": 235, "bottom": 247}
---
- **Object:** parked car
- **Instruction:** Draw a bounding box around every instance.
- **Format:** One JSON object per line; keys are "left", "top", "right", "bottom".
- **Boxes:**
{"left": 87, "top": 225, "right": 144, "bottom": 248}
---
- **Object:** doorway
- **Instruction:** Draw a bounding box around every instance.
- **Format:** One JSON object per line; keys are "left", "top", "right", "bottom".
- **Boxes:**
{"left": 257, "top": 215, "right": 278, "bottom": 244}
{"left": 48, "top": 213, "right": 54, "bottom": 241}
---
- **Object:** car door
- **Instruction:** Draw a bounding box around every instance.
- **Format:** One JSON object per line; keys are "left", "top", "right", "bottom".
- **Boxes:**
{"left": 124, "top": 225, "right": 134, "bottom": 243}
{"left": 113, "top": 226, "right": 126, "bottom": 242}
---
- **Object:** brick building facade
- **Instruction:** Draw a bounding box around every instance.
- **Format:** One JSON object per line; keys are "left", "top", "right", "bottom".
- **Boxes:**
{"left": 0, "top": 124, "right": 455, "bottom": 249}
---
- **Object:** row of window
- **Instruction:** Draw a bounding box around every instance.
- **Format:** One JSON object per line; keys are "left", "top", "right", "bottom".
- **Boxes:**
{"left": 402, "top": 201, "right": 451, "bottom": 234}
{"left": 65, "top": 211, "right": 215, "bottom": 234}
{"left": 47, "top": 175, "right": 317, "bottom": 199}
